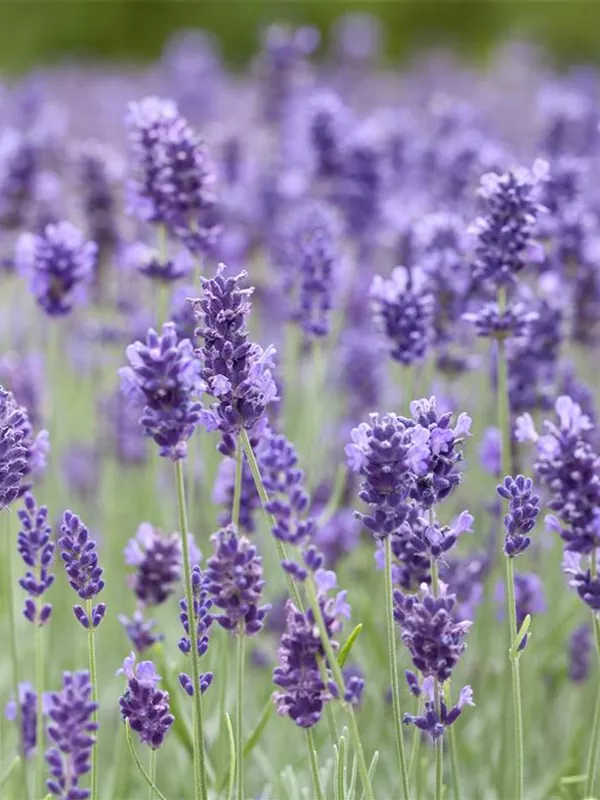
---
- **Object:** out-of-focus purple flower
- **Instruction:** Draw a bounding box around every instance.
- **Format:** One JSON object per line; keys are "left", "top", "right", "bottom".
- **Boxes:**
{"left": 313, "top": 509, "right": 361, "bottom": 568}
{"left": 124, "top": 522, "right": 185, "bottom": 607}
{"left": 497, "top": 475, "right": 540, "bottom": 558}
{"left": 394, "top": 585, "right": 472, "bottom": 682}
{"left": 119, "top": 322, "right": 204, "bottom": 461}
{"left": 332, "top": 12, "right": 382, "bottom": 65}
{"left": 463, "top": 301, "right": 539, "bottom": 339}
{"left": 213, "top": 452, "right": 260, "bottom": 533}
{"left": 563, "top": 551, "right": 600, "bottom": 613}
{"left": 16, "top": 221, "right": 97, "bottom": 316}
{"left": 342, "top": 663, "right": 365, "bottom": 706}
{"left": 539, "top": 87, "right": 598, "bottom": 158}
{"left": 104, "top": 388, "right": 148, "bottom": 467}
{"left": 205, "top": 525, "right": 271, "bottom": 635}
{"left": 119, "top": 610, "right": 164, "bottom": 654}
{"left": 76, "top": 140, "right": 121, "bottom": 254}
{"left": 192, "top": 265, "right": 277, "bottom": 434}
{"left": 17, "top": 493, "right": 54, "bottom": 626}
{"left": 336, "top": 124, "right": 382, "bottom": 242}
{"left": 178, "top": 565, "right": 213, "bottom": 697}
{"left": 0, "top": 387, "right": 29, "bottom": 510}
{"left": 0, "top": 128, "right": 37, "bottom": 229}
{"left": 568, "top": 624, "right": 592, "bottom": 682}
{"left": 58, "top": 511, "right": 106, "bottom": 630}
{"left": 440, "top": 551, "right": 490, "bottom": 622}
{"left": 170, "top": 284, "right": 198, "bottom": 344}
{"left": 0, "top": 352, "right": 44, "bottom": 426}
{"left": 479, "top": 427, "right": 501, "bottom": 476}
{"left": 495, "top": 572, "right": 546, "bottom": 650}
{"left": 62, "top": 444, "right": 99, "bottom": 502}
{"left": 470, "top": 159, "right": 548, "bottom": 289}
{"left": 125, "top": 96, "right": 220, "bottom": 254}
{"left": 308, "top": 91, "right": 347, "bottom": 180}
{"left": 403, "top": 674, "right": 474, "bottom": 740}
{"left": 370, "top": 267, "right": 435, "bottom": 366}
{"left": 337, "top": 328, "right": 384, "bottom": 422}
{"left": 118, "top": 653, "right": 174, "bottom": 749}
{"left": 126, "top": 242, "right": 193, "bottom": 284}
{"left": 45, "top": 671, "right": 97, "bottom": 800}
{"left": 5, "top": 683, "right": 43, "bottom": 759}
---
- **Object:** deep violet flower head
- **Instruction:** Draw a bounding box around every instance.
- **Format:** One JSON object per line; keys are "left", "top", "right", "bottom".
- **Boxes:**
{"left": 124, "top": 522, "right": 187, "bottom": 607}
{"left": 394, "top": 584, "right": 472, "bottom": 682}
{"left": 118, "top": 653, "right": 174, "bottom": 749}
{"left": 178, "top": 565, "right": 214, "bottom": 697}
{"left": 205, "top": 525, "right": 271, "bottom": 635}
{"left": 562, "top": 551, "right": 600, "bottom": 613}
{"left": 0, "top": 387, "right": 29, "bottom": 510}
{"left": 125, "top": 96, "right": 220, "bottom": 253}
{"left": 119, "top": 322, "right": 204, "bottom": 461}
{"left": 125, "top": 242, "right": 192, "bottom": 284}
{"left": 568, "top": 624, "right": 592, "bottom": 682}
{"left": 403, "top": 674, "right": 474, "bottom": 740}
{"left": 45, "top": 671, "right": 97, "bottom": 800}
{"left": 119, "top": 610, "right": 164, "bottom": 654}
{"left": 5, "top": 683, "right": 43, "bottom": 759}
{"left": 497, "top": 475, "right": 540, "bottom": 557}
{"left": 58, "top": 511, "right": 106, "bottom": 630}
{"left": 191, "top": 265, "right": 277, "bottom": 434}
{"left": 470, "top": 159, "right": 548, "bottom": 289}
{"left": 370, "top": 267, "right": 435, "bottom": 366}
{"left": 17, "top": 493, "right": 55, "bottom": 626}
{"left": 16, "top": 221, "right": 97, "bottom": 316}
{"left": 517, "top": 396, "right": 600, "bottom": 554}
{"left": 213, "top": 453, "right": 260, "bottom": 533}
{"left": 346, "top": 412, "right": 430, "bottom": 539}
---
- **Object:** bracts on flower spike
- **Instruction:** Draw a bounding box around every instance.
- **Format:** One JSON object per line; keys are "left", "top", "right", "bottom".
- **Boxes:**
{"left": 17, "top": 493, "right": 55, "bottom": 625}
{"left": 58, "top": 511, "right": 106, "bottom": 629}
{"left": 118, "top": 653, "right": 174, "bottom": 749}
{"left": 178, "top": 565, "right": 214, "bottom": 696}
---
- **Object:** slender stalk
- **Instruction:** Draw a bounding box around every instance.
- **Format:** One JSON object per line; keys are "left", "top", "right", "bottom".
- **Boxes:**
{"left": 585, "top": 555, "right": 600, "bottom": 798}
{"left": 175, "top": 460, "right": 208, "bottom": 800}
{"left": 148, "top": 750, "right": 156, "bottom": 800}
{"left": 86, "top": 599, "right": 99, "bottom": 800}
{"left": 35, "top": 621, "right": 45, "bottom": 800}
{"left": 430, "top": 560, "right": 443, "bottom": 800}
{"left": 384, "top": 537, "right": 411, "bottom": 799}
{"left": 232, "top": 441, "right": 243, "bottom": 529}
{"left": 4, "top": 510, "right": 28, "bottom": 798}
{"left": 125, "top": 723, "right": 169, "bottom": 800}
{"left": 444, "top": 683, "right": 462, "bottom": 800}
{"left": 305, "top": 728, "right": 325, "bottom": 800}
{"left": 235, "top": 633, "right": 245, "bottom": 800}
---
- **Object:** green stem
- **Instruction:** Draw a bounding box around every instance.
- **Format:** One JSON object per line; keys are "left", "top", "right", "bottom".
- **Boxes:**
{"left": 125, "top": 723, "right": 169, "bottom": 800}
{"left": 232, "top": 440, "right": 243, "bottom": 530}
{"left": 35, "top": 620, "right": 44, "bottom": 800}
{"left": 384, "top": 537, "right": 411, "bottom": 799}
{"left": 86, "top": 599, "right": 99, "bottom": 800}
{"left": 444, "top": 684, "right": 462, "bottom": 800}
{"left": 505, "top": 556, "right": 524, "bottom": 800}
{"left": 430, "top": 559, "right": 443, "bottom": 800}
{"left": 175, "top": 460, "right": 208, "bottom": 800}
{"left": 4, "top": 510, "right": 28, "bottom": 798}
{"left": 235, "top": 633, "right": 245, "bottom": 800}
{"left": 305, "top": 728, "right": 325, "bottom": 800}
{"left": 585, "top": 555, "right": 600, "bottom": 798}
{"left": 148, "top": 749, "right": 156, "bottom": 800}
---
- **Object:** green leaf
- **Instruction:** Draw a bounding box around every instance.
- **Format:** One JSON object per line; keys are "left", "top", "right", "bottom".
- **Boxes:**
{"left": 359, "top": 751, "right": 380, "bottom": 800}
{"left": 337, "top": 624, "right": 363, "bottom": 668}
{"left": 225, "top": 713, "right": 236, "bottom": 800}
{"left": 510, "top": 614, "right": 531, "bottom": 660}
{"left": 0, "top": 757, "right": 20, "bottom": 792}
{"left": 335, "top": 736, "right": 346, "bottom": 800}
{"left": 243, "top": 696, "right": 274, "bottom": 759}
{"left": 125, "top": 722, "right": 169, "bottom": 800}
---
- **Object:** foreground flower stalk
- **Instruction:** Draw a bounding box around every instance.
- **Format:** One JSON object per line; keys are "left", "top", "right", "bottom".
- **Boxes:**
{"left": 430, "top": 559, "right": 444, "bottom": 800}
{"left": 585, "top": 557, "right": 600, "bottom": 798}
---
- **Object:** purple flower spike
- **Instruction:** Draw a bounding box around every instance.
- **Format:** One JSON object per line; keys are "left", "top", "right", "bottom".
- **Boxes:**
{"left": 124, "top": 522, "right": 184, "bottom": 607}
{"left": 5, "top": 683, "right": 43, "bottom": 759}
{"left": 497, "top": 475, "right": 540, "bottom": 557}
{"left": 45, "top": 671, "right": 98, "bottom": 800}
{"left": 118, "top": 653, "right": 174, "bottom": 749}
{"left": 0, "top": 387, "right": 29, "bottom": 510}
{"left": 126, "top": 242, "right": 193, "bottom": 284}
{"left": 16, "top": 221, "right": 97, "bottom": 316}
{"left": 118, "top": 610, "right": 164, "bottom": 654}
{"left": 178, "top": 565, "right": 213, "bottom": 697}
{"left": 58, "top": 511, "right": 105, "bottom": 629}
{"left": 119, "top": 322, "right": 204, "bottom": 461}
{"left": 569, "top": 624, "right": 592, "bottom": 683}
{"left": 17, "top": 493, "right": 55, "bottom": 624}
{"left": 403, "top": 676, "right": 474, "bottom": 740}
{"left": 206, "top": 525, "right": 270, "bottom": 635}
{"left": 191, "top": 265, "right": 278, "bottom": 435}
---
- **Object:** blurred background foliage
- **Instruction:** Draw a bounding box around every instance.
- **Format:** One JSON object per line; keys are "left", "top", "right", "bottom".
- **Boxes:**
{"left": 0, "top": 1, "right": 599, "bottom": 73}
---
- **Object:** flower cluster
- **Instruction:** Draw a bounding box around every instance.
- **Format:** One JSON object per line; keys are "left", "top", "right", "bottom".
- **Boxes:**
{"left": 126, "top": 242, "right": 193, "bottom": 284}
{"left": 119, "top": 610, "right": 164, "bottom": 654}
{"left": 124, "top": 522, "right": 184, "bottom": 607}
{"left": 58, "top": 511, "right": 106, "bottom": 629}
{"left": 5, "top": 683, "right": 41, "bottom": 759}
{"left": 404, "top": 675, "right": 474, "bottom": 740}
{"left": 118, "top": 653, "right": 174, "bottom": 749}
{"left": 497, "top": 475, "right": 540, "bottom": 557}
{"left": 0, "top": 387, "right": 29, "bottom": 510}
{"left": 178, "top": 565, "right": 214, "bottom": 696}
{"left": 17, "top": 493, "right": 55, "bottom": 625}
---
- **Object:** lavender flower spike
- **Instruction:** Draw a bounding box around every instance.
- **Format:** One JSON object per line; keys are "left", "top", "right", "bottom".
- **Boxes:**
{"left": 124, "top": 522, "right": 183, "bottom": 607}
{"left": 118, "top": 653, "right": 174, "bottom": 749}
{"left": 17, "top": 493, "right": 55, "bottom": 625}
{"left": 497, "top": 475, "right": 540, "bottom": 557}
{"left": 0, "top": 387, "right": 29, "bottom": 510}
{"left": 58, "top": 511, "right": 106, "bottom": 629}
{"left": 45, "top": 671, "right": 98, "bottom": 800}
{"left": 403, "top": 676, "right": 474, "bottom": 740}
{"left": 5, "top": 683, "right": 42, "bottom": 759}
{"left": 178, "top": 565, "right": 214, "bottom": 696}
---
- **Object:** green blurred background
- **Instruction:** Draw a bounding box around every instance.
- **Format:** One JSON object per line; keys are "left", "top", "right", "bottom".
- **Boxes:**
{"left": 0, "top": 1, "right": 599, "bottom": 73}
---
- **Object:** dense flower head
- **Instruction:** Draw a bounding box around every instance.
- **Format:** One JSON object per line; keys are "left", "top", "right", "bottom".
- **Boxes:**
{"left": 45, "top": 671, "right": 98, "bottom": 800}
{"left": 119, "top": 610, "right": 164, "bottom": 654}
{"left": 336, "top": 125, "right": 382, "bottom": 241}
{"left": 370, "top": 267, "right": 435, "bottom": 366}
{"left": 205, "top": 525, "right": 271, "bottom": 635}
{"left": 58, "top": 511, "right": 106, "bottom": 630}
{"left": 124, "top": 522, "right": 183, "bottom": 607}
{"left": 394, "top": 585, "right": 472, "bottom": 682}
{"left": 346, "top": 412, "right": 430, "bottom": 539}
{"left": 470, "top": 159, "right": 548, "bottom": 289}
{"left": 191, "top": 265, "right": 277, "bottom": 434}
{"left": 125, "top": 241, "right": 193, "bottom": 284}
{"left": 0, "top": 128, "right": 37, "bottom": 230}
{"left": 408, "top": 397, "right": 472, "bottom": 507}
{"left": 178, "top": 565, "right": 214, "bottom": 696}
{"left": 463, "top": 301, "right": 539, "bottom": 339}
{"left": 0, "top": 386, "right": 29, "bottom": 510}
{"left": 16, "top": 221, "right": 97, "bottom": 316}
{"left": 517, "top": 396, "right": 600, "bottom": 554}
{"left": 568, "top": 624, "right": 592, "bottom": 682}
{"left": 563, "top": 552, "right": 600, "bottom": 613}
{"left": 17, "top": 493, "right": 55, "bottom": 625}
{"left": 374, "top": 507, "right": 431, "bottom": 591}
{"left": 119, "top": 322, "right": 204, "bottom": 460}
{"left": 406, "top": 510, "right": 474, "bottom": 561}
{"left": 125, "top": 96, "right": 220, "bottom": 253}
{"left": 497, "top": 475, "right": 540, "bottom": 557}
{"left": 5, "top": 683, "right": 42, "bottom": 759}
{"left": 403, "top": 674, "right": 474, "bottom": 740}
{"left": 118, "top": 653, "right": 174, "bottom": 749}
{"left": 213, "top": 453, "right": 260, "bottom": 533}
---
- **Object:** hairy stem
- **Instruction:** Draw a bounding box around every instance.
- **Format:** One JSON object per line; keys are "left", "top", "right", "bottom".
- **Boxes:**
{"left": 444, "top": 683, "right": 462, "bottom": 800}
{"left": 232, "top": 440, "right": 243, "bottom": 530}
{"left": 35, "top": 620, "right": 45, "bottom": 800}
{"left": 86, "top": 599, "right": 99, "bottom": 800}
{"left": 235, "top": 633, "right": 245, "bottom": 800}
{"left": 430, "top": 559, "right": 443, "bottom": 800}
{"left": 148, "top": 749, "right": 156, "bottom": 800}
{"left": 125, "top": 723, "right": 168, "bottom": 800}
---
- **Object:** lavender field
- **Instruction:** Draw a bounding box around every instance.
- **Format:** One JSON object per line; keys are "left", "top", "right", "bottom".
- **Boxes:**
{"left": 0, "top": 16, "right": 599, "bottom": 800}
